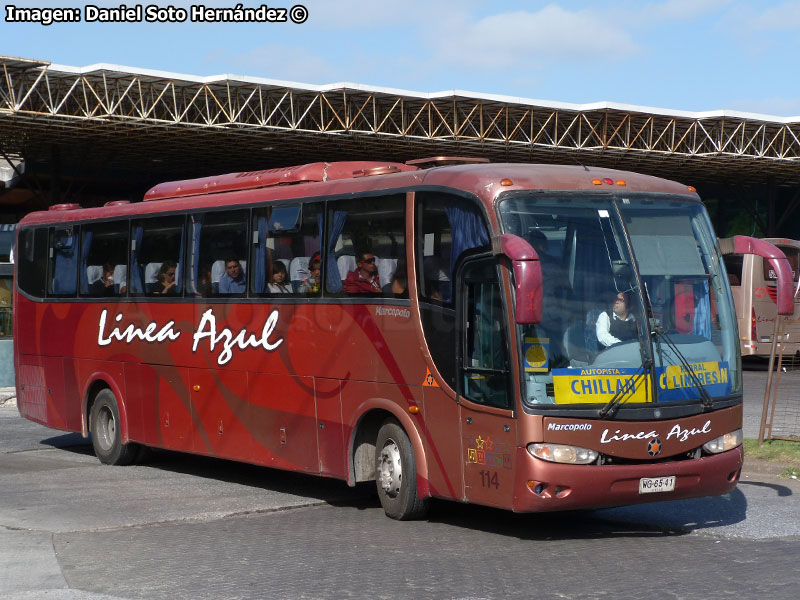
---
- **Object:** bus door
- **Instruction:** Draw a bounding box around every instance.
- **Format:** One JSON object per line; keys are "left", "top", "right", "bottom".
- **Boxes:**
{"left": 456, "top": 255, "right": 516, "bottom": 509}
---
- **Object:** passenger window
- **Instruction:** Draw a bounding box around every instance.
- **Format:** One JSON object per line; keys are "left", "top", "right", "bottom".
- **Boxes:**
{"left": 325, "top": 194, "right": 405, "bottom": 297}
{"left": 0, "top": 227, "right": 14, "bottom": 263}
{"left": 416, "top": 192, "right": 490, "bottom": 305}
{"left": 0, "top": 276, "right": 10, "bottom": 338}
{"left": 250, "top": 202, "right": 323, "bottom": 296}
{"left": 17, "top": 228, "right": 48, "bottom": 298}
{"left": 188, "top": 210, "right": 248, "bottom": 297}
{"left": 80, "top": 222, "right": 128, "bottom": 297}
{"left": 416, "top": 192, "right": 490, "bottom": 389}
{"left": 765, "top": 247, "right": 799, "bottom": 283}
{"left": 460, "top": 258, "right": 510, "bottom": 409}
{"left": 48, "top": 226, "right": 78, "bottom": 297}
{"left": 130, "top": 217, "right": 184, "bottom": 297}
{"left": 722, "top": 255, "right": 743, "bottom": 286}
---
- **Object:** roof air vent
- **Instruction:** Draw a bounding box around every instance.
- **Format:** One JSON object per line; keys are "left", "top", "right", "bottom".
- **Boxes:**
{"left": 406, "top": 156, "right": 489, "bottom": 168}
{"left": 49, "top": 203, "right": 81, "bottom": 211}
{"left": 352, "top": 165, "right": 401, "bottom": 177}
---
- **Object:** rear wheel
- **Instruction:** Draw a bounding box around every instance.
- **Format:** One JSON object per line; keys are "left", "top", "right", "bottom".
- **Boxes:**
{"left": 90, "top": 389, "right": 140, "bottom": 465}
{"left": 375, "top": 419, "right": 429, "bottom": 520}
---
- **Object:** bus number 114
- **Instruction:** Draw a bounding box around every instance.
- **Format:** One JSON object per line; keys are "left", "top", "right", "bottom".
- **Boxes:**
{"left": 480, "top": 470, "right": 499, "bottom": 489}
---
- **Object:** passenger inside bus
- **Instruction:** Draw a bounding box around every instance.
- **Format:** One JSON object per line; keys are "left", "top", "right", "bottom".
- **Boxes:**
{"left": 196, "top": 263, "right": 213, "bottom": 297}
{"left": 298, "top": 252, "right": 320, "bottom": 293}
{"left": 153, "top": 260, "right": 178, "bottom": 296}
{"left": 596, "top": 290, "right": 637, "bottom": 347}
{"left": 389, "top": 256, "right": 408, "bottom": 296}
{"left": 89, "top": 263, "right": 116, "bottom": 296}
{"left": 267, "top": 261, "right": 291, "bottom": 293}
{"left": 343, "top": 251, "right": 382, "bottom": 293}
{"left": 219, "top": 258, "right": 246, "bottom": 294}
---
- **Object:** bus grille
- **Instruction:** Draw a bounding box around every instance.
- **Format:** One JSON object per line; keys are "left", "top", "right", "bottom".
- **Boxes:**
{"left": 17, "top": 364, "right": 47, "bottom": 422}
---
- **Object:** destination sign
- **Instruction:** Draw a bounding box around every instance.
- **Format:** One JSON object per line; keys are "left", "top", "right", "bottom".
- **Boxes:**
{"left": 552, "top": 367, "right": 650, "bottom": 405}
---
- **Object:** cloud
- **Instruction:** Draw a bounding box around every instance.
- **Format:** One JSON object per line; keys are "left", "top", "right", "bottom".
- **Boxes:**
{"left": 640, "top": 0, "right": 731, "bottom": 21}
{"left": 301, "top": 0, "right": 475, "bottom": 29}
{"left": 749, "top": 1, "right": 800, "bottom": 31}
{"left": 204, "top": 45, "right": 339, "bottom": 84}
{"left": 726, "top": 97, "right": 800, "bottom": 117}
{"left": 428, "top": 5, "right": 639, "bottom": 71}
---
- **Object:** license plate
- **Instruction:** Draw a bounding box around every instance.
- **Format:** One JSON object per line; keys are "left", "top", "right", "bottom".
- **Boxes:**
{"left": 639, "top": 476, "right": 676, "bottom": 494}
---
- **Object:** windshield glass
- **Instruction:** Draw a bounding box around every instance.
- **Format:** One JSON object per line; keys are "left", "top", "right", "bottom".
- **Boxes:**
{"left": 499, "top": 193, "right": 740, "bottom": 408}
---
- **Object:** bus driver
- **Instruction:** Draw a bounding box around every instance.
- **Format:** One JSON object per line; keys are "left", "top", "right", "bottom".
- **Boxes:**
{"left": 596, "top": 290, "right": 637, "bottom": 347}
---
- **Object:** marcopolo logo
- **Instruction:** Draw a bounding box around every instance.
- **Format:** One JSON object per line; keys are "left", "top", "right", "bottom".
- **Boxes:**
{"left": 375, "top": 307, "right": 411, "bottom": 318}
{"left": 547, "top": 423, "right": 593, "bottom": 432}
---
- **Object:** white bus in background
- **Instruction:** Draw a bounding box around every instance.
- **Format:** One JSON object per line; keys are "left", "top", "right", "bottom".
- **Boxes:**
{"left": 721, "top": 237, "right": 800, "bottom": 359}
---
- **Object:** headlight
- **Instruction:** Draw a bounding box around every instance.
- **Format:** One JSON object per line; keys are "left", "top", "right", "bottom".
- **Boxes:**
{"left": 702, "top": 429, "right": 743, "bottom": 454}
{"left": 527, "top": 443, "right": 598, "bottom": 464}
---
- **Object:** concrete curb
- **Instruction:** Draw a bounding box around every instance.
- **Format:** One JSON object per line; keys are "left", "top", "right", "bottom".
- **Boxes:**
{"left": 0, "top": 386, "right": 16, "bottom": 408}
{"left": 742, "top": 456, "right": 798, "bottom": 480}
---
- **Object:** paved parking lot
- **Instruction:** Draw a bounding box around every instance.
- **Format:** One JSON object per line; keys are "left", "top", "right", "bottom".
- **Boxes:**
{"left": 1, "top": 370, "right": 799, "bottom": 600}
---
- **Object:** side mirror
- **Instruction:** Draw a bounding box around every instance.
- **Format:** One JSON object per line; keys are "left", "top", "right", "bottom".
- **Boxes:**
{"left": 495, "top": 233, "right": 542, "bottom": 324}
{"left": 722, "top": 236, "right": 794, "bottom": 316}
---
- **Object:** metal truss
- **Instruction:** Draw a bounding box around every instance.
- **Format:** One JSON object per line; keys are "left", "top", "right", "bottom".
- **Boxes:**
{"left": 2, "top": 56, "right": 800, "bottom": 184}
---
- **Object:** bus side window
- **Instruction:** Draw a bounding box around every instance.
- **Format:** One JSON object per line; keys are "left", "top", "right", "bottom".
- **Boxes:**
{"left": 764, "top": 247, "right": 799, "bottom": 283}
{"left": 325, "top": 194, "right": 405, "bottom": 296}
{"left": 250, "top": 202, "right": 322, "bottom": 296}
{"left": 130, "top": 217, "right": 185, "bottom": 297}
{"left": 17, "top": 228, "right": 48, "bottom": 298}
{"left": 460, "top": 259, "right": 510, "bottom": 409}
{"left": 79, "top": 221, "right": 129, "bottom": 297}
{"left": 190, "top": 210, "right": 249, "bottom": 297}
{"left": 722, "top": 255, "right": 743, "bottom": 287}
{"left": 416, "top": 192, "right": 491, "bottom": 389}
{"left": 48, "top": 226, "right": 78, "bottom": 297}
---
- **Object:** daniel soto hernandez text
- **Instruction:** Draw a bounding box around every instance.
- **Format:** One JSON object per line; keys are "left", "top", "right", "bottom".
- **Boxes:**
{"left": 5, "top": 4, "right": 309, "bottom": 25}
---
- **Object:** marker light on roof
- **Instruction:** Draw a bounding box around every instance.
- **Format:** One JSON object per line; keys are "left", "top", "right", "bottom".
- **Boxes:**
{"left": 688, "top": 186, "right": 697, "bottom": 193}
{"left": 592, "top": 179, "right": 603, "bottom": 185}
{"left": 500, "top": 178, "right": 514, "bottom": 186}
{"left": 616, "top": 180, "right": 626, "bottom": 186}
{"left": 603, "top": 178, "right": 614, "bottom": 185}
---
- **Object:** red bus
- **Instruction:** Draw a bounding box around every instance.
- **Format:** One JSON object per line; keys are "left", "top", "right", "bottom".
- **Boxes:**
{"left": 13, "top": 159, "right": 794, "bottom": 519}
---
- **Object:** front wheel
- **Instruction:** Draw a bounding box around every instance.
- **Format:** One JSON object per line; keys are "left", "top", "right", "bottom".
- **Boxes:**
{"left": 375, "top": 420, "right": 429, "bottom": 520}
{"left": 90, "top": 389, "right": 141, "bottom": 466}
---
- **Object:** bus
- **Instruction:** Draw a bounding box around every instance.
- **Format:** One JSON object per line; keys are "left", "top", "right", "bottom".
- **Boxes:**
{"left": 14, "top": 159, "right": 795, "bottom": 520}
{"left": 720, "top": 237, "right": 800, "bottom": 359}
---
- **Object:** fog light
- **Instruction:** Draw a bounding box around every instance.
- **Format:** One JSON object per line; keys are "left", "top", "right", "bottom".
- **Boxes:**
{"left": 527, "top": 481, "right": 546, "bottom": 494}
{"left": 527, "top": 443, "right": 598, "bottom": 464}
{"left": 702, "top": 429, "right": 743, "bottom": 454}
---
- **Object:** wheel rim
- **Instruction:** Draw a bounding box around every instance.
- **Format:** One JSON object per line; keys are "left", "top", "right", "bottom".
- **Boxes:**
{"left": 378, "top": 438, "right": 403, "bottom": 498}
{"left": 96, "top": 405, "right": 116, "bottom": 452}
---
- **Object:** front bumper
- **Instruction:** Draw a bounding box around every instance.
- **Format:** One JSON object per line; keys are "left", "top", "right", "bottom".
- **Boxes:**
{"left": 512, "top": 444, "right": 743, "bottom": 512}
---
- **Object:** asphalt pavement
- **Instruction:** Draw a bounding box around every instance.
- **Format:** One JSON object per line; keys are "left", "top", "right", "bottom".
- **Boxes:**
{"left": 1, "top": 371, "right": 799, "bottom": 600}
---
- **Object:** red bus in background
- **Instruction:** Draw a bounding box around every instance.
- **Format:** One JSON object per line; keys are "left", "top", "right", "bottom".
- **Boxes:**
{"left": 14, "top": 159, "right": 793, "bottom": 520}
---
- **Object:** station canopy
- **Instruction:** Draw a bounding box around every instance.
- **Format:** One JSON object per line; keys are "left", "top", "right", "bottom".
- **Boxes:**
{"left": 2, "top": 54, "right": 800, "bottom": 202}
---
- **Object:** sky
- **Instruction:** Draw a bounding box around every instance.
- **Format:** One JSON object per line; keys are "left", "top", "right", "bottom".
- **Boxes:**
{"left": 2, "top": 0, "right": 800, "bottom": 116}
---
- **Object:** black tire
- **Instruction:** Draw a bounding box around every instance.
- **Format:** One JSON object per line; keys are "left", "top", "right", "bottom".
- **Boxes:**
{"left": 375, "top": 419, "right": 430, "bottom": 520}
{"left": 90, "top": 389, "right": 140, "bottom": 466}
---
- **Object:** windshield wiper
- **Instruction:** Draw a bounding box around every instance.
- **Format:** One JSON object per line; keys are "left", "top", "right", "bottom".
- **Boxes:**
{"left": 651, "top": 326, "right": 714, "bottom": 409}
{"left": 598, "top": 359, "right": 651, "bottom": 418}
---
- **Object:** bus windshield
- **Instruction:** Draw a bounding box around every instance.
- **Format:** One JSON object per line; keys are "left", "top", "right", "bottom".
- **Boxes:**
{"left": 499, "top": 193, "right": 740, "bottom": 408}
